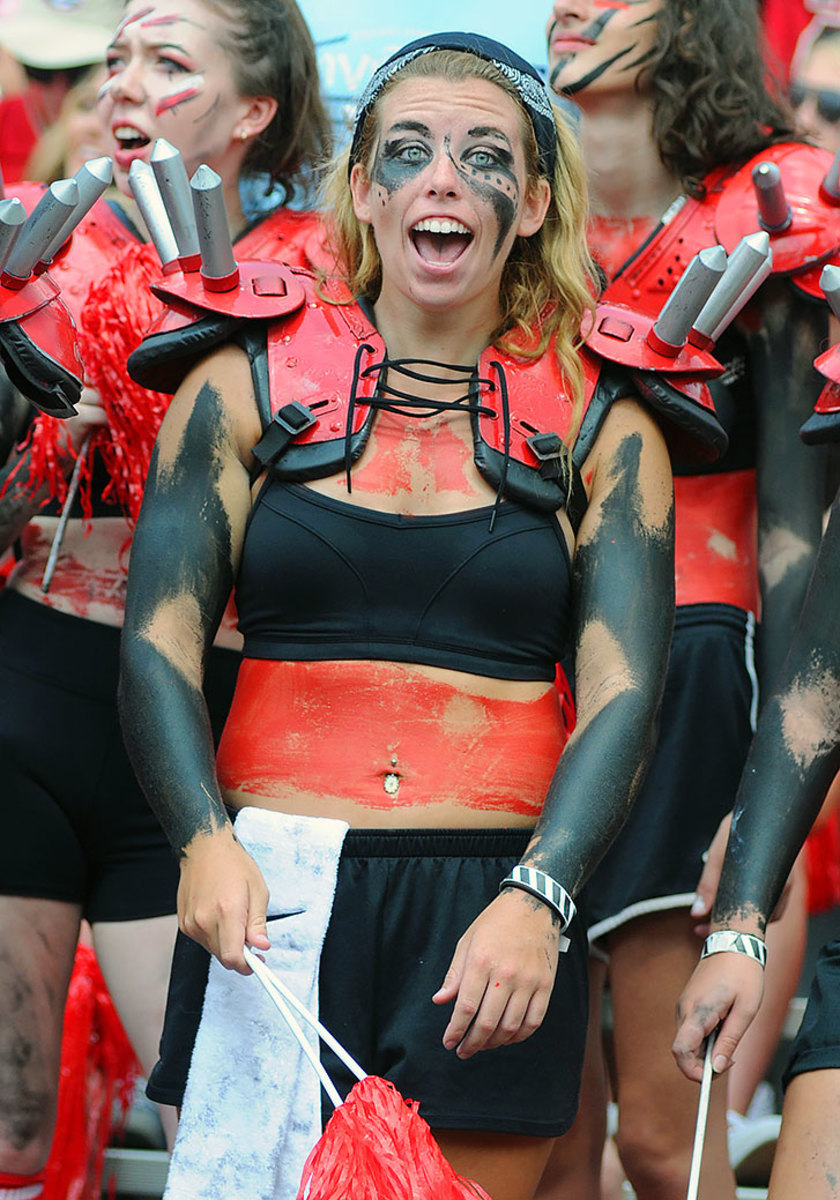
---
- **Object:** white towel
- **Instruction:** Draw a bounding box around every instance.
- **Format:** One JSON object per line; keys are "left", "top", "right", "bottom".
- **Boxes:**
{"left": 163, "top": 808, "right": 349, "bottom": 1200}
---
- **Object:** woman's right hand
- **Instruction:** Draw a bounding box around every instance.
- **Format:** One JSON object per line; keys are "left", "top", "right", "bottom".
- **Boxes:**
{"left": 177, "top": 824, "right": 271, "bottom": 974}
{"left": 58, "top": 386, "right": 109, "bottom": 460}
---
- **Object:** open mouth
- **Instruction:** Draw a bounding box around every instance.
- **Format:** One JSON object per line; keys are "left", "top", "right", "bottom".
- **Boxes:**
{"left": 113, "top": 124, "right": 151, "bottom": 153}
{"left": 410, "top": 217, "right": 473, "bottom": 265}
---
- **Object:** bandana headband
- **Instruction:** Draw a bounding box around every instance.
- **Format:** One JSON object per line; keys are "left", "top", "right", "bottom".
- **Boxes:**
{"left": 349, "top": 31, "right": 558, "bottom": 182}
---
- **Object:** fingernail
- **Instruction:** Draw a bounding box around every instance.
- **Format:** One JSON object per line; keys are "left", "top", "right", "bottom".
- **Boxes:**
{"left": 712, "top": 1054, "right": 728, "bottom": 1073}
{"left": 690, "top": 895, "right": 705, "bottom": 916}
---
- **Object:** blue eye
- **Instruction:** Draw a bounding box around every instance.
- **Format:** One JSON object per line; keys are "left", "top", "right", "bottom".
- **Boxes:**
{"left": 466, "top": 148, "right": 499, "bottom": 169}
{"left": 398, "top": 144, "right": 427, "bottom": 163}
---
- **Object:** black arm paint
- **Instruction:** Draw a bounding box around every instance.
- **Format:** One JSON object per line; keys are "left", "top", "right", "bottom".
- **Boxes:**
{"left": 523, "top": 430, "right": 675, "bottom": 893}
{"left": 119, "top": 379, "right": 241, "bottom": 855}
{"left": 751, "top": 281, "right": 828, "bottom": 693}
{"left": 714, "top": 493, "right": 840, "bottom": 928}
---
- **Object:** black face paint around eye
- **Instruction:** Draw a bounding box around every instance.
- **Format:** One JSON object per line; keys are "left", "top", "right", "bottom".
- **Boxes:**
{"left": 440, "top": 133, "right": 519, "bottom": 260}
{"left": 372, "top": 125, "right": 521, "bottom": 261}
{"left": 372, "top": 137, "right": 428, "bottom": 197}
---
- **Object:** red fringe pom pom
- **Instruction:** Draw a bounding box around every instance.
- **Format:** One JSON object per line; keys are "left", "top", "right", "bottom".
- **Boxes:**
{"left": 296, "top": 1075, "right": 492, "bottom": 1200}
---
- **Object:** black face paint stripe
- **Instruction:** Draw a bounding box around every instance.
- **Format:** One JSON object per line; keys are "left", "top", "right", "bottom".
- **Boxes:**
{"left": 559, "top": 46, "right": 635, "bottom": 95}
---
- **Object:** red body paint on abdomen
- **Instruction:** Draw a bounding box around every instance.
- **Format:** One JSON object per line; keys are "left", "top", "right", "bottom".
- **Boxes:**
{"left": 217, "top": 659, "right": 569, "bottom": 818}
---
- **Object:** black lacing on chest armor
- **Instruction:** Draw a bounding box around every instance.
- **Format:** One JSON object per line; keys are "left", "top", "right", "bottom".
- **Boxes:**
{"left": 347, "top": 344, "right": 512, "bottom": 531}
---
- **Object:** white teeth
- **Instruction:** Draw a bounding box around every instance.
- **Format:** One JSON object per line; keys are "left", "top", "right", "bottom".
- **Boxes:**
{"left": 115, "top": 125, "right": 145, "bottom": 140}
{"left": 412, "top": 218, "right": 471, "bottom": 235}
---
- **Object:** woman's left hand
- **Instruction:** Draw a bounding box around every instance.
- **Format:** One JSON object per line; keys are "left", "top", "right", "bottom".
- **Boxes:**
{"left": 432, "top": 889, "right": 560, "bottom": 1058}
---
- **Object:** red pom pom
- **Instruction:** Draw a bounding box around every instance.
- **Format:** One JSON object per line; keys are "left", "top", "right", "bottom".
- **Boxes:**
{"left": 43, "top": 943, "right": 140, "bottom": 1200}
{"left": 296, "top": 1075, "right": 492, "bottom": 1200}
{"left": 5, "top": 243, "right": 173, "bottom": 527}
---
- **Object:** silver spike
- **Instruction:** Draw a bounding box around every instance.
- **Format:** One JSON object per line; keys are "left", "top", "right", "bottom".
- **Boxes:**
{"left": 38, "top": 157, "right": 114, "bottom": 266}
{"left": 150, "top": 138, "right": 200, "bottom": 268}
{"left": 690, "top": 232, "right": 773, "bottom": 346}
{"left": 2, "top": 179, "right": 79, "bottom": 283}
{"left": 821, "top": 149, "right": 840, "bottom": 204}
{"left": 649, "top": 245, "right": 728, "bottom": 351}
{"left": 752, "top": 161, "right": 792, "bottom": 232}
{"left": 0, "top": 197, "right": 27, "bottom": 273}
{"left": 128, "top": 160, "right": 180, "bottom": 269}
{"left": 190, "top": 164, "right": 238, "bottom": 290}
{"left": 820, "top": 264, "right": 840, "bottom": 323}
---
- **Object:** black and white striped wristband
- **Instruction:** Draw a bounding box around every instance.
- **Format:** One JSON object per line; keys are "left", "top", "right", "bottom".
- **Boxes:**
{"left": 500, "top": 865, "right": 576, "bottom": 953}
{"left": 701, "top": 930, "right": 767, "bottom": 969}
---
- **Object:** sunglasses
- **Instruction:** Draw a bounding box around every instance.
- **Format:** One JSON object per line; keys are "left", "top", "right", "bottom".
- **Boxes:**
{"left": 789, "top": 81, "right": 840, "bottom": 124}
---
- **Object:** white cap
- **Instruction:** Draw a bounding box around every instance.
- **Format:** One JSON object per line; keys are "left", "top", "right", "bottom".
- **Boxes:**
{"left": 0, "top": 0, "right": 123, "bottom": 70}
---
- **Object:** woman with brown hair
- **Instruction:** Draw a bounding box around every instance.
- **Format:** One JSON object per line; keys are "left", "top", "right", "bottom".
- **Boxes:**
{"left": 539, "top": 2, "right": 833, "bottom": 1196}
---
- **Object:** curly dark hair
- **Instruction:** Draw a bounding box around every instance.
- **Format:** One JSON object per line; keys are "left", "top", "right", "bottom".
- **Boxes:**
{"left": 643, "top": 0, "right": 798, "bottom": 195}
{"left": 200, "top": 0, "right": 332, "bottom": 203}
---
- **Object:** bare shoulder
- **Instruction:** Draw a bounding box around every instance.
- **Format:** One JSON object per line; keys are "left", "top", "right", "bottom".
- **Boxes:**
{"left": 160, "top": 343, "right": 262, "bottom": 468}
{"left": 581, "top": 395, "right": 672, "bottom": 530}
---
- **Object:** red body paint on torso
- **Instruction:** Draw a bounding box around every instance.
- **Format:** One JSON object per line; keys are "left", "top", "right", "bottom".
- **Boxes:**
{"left": 216, "top": 659, "right": 569, "bottom": 823}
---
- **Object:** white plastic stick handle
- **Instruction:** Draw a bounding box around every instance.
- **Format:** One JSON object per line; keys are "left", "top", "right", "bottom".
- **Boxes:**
{"left": 687, "top": 1029, "right": 716, "bottom": 1200}
{"left": 244, "top": 946, "right": 343, "bottom": 1108}
{"left": 244, "top": 945, "right": 367, "bottom": 1083}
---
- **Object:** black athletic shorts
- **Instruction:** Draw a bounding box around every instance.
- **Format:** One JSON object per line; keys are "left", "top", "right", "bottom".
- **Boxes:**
{"left": 0, "top": 589, "right": 239, "bottom": 922}
{"left": 147, "top": 827, "right": 590, "bottom": 1137}
{"left": 784, "top": 937, "right": 840, "bottom": 1087}
{"left": 586, "top": 603, "right": 758, "bottom": 941}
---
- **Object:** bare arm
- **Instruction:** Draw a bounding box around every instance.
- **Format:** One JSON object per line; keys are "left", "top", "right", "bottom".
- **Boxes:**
{"left": 436, "top": 396, "right": 675, "bottom": 1056}
{"left": 674, "top": 490, "right": 840, "bottom": 1080}
{"left": 118, "top": 344, "right": 265, "bottom": 972}
{"left": 752, "top": 280, "right": 828, "bottom": 692}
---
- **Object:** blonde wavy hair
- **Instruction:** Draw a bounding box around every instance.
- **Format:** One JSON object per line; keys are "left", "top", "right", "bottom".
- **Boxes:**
{"left": 321, "top": 49, "right": 600, "bottom": 455}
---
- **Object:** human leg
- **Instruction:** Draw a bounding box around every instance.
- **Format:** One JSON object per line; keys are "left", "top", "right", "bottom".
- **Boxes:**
{"left": 434, "top": 1130, "right": 556, "bottom": 1200}
{"left": 92, "top": 915, "right": 179, "bottom": 1147}
{"left": 534, "top": 954, "right": 609, "bottom": 1200}
{"left": 0, "top": 897, "right": 81, "bottom": 1177}
{"left": 768, "top": 938, "right": 840, "bottom": 1197}
{"left": 608, "top": 909, "right": 735, "bottom": 1200}
{"left": 767, "top": 1070, "right": 840, "bottom": 1198}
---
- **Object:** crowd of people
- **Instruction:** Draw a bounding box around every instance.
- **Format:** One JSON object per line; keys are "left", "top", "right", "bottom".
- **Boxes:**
{"left": 1, "top": 3, "right": 840, "bottom": 1200}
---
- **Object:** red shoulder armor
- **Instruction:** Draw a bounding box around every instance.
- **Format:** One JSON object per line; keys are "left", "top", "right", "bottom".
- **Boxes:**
{"left": 0, "top": 272, "right": 82, "bottom": 416}
{"left": 714, "top": 143, "right": 840, "bottom": 277}
{"left": 126, "top": 208, "right": 322, "bottom": 393}
{"left": 254, "top": 284, "right": 726, "bottom": 517}
{"left": 254, "top": 279, "right": 601, "bottom": 517}
{"left": 583, "top": 299, "right": 727, "bottom": 463}
{"left": 127, "top": 260, "right": 309, "bottom": 393}
{"left": 801, "top": 342, "right": 840, "bottom": 444}
{"left": 605, "top": 144, "right": 840, "bottom": 318}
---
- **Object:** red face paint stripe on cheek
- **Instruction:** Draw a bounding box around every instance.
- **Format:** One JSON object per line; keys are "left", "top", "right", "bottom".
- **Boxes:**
{"left": 156, "top": 87, "right": 201, "bottom": 115}
{"left": 141, "top": 13, "right": 182, "bottom": 25}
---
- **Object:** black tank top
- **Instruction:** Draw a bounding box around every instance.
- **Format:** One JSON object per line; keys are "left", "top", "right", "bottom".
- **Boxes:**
{"left": 235, "top": 481, "right": 574, "bottom": 682}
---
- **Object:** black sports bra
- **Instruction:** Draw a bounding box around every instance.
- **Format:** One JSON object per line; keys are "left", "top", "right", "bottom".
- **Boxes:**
{"left": 235, "top": 481, "right": 574, "bottom": 682}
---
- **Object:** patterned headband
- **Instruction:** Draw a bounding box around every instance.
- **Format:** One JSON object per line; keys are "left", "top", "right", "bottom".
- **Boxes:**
{"left": 348, "top": 31, "right": 558, "bottom": 182}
